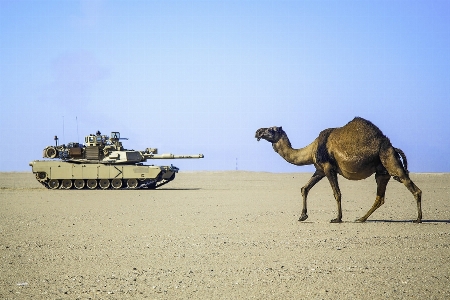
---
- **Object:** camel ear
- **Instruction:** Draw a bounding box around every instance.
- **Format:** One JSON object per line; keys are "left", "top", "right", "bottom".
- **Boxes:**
{"left": 278, "top": 126, "right": 283, "bottom": 132}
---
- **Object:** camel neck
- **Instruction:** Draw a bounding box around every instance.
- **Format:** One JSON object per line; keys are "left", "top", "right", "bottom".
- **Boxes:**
{"left": 272, "top": 136, "right": 314, "bottom": 166}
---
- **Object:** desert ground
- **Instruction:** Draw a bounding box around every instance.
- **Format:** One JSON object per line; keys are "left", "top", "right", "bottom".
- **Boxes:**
{"left": 0, "top": 171, "right": 449, "bottom": 299}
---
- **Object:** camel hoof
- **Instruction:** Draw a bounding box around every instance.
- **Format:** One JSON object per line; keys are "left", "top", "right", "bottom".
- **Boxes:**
{"left": 298, "top": 214, "right": 308, "bottom": 222}
{"left": 413, "top": 219, "right": 422, "bottom": 224}
{"left": 330, "top": 218, "right": 342, "bottom": 223}
{"left": 355, "top": 218, "right": 366, "bottom": 223}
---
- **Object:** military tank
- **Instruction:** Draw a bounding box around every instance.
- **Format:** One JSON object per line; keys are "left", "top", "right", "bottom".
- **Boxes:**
{"left": 29, "top": 131, "right": 204, "bottom": 190}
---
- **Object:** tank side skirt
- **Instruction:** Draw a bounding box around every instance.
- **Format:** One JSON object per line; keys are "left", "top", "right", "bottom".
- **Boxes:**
{"left": 113, "top": 166, "right": 123, "bottom": 178}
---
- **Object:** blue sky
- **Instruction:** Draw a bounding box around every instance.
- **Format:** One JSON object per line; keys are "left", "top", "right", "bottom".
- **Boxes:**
{"left": 1, "top": 0, "right": 449, "bottom": 172}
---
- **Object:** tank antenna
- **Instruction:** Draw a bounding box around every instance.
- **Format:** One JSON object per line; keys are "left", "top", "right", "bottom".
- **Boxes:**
{"left": 62, "top": 116, "right": 65, "bottom": 143}
{"left": 76, "top": 116, "right": 79, "bottom": 143}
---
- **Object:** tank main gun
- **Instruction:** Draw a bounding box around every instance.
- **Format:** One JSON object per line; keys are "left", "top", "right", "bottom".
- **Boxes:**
{"left": 42, "top": 131, "right": 204, "bottom": 164}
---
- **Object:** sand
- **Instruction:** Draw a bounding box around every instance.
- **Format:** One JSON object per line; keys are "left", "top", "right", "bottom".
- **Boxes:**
{"left": 0, "top": 171, "right": 449, "bottom": 299}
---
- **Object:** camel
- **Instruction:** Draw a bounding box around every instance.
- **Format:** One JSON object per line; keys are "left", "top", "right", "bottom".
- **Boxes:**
{"left": 255, "top": 117, "right": 422, "bottom": 223}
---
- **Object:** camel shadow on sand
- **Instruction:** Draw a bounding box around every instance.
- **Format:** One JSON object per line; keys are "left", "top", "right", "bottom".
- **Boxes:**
{"left": 365, "top": 219, "right": 449, "bottom": 224}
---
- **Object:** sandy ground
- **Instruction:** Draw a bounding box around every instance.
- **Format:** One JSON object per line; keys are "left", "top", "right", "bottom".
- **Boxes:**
{"left": 0, "top": 171, "right": 449, "bottom": 299}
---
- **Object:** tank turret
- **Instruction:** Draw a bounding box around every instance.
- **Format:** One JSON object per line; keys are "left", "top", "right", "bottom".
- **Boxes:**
{"left": 42, "top": 131, "right": 203, "bottom": 164}
{"left": 30, "top": 131, "right": 203, "bottom": 190}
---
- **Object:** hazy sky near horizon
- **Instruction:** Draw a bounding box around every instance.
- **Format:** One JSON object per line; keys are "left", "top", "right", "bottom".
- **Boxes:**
{"left": 1, "top": 0, "right": 449, "bottom": 173}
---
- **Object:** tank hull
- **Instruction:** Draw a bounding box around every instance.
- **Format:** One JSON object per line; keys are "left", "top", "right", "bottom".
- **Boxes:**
{"left": 29, "top": 160, "right": 177, "bottom": 190}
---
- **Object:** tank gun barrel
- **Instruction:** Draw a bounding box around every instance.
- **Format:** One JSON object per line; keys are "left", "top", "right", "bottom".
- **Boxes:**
{"left": 143, "top": 153, "right": 204, "bottom": 159}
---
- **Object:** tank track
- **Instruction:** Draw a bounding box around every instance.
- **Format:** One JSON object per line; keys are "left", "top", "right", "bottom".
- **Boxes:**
{"left": 36, "top": 177, "right": 175, "bottom": 190}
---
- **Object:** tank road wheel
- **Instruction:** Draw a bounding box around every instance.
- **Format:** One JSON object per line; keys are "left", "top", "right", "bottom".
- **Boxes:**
{"left": 48, "top": 179, "right": 60, "bottom": 189}
{"left": 127, "top": 178, "right": 138, "bottom": 189}
{"left": 111, "top": 178, "right": 123, "bottom": 189}
{"left": 36, "top": 172, "right": 47, "bottom": 181}
{"left": 74, "top": 179, "right": 85, "bottom": 189}
{"left": 87, "top": 179, "right": 98, "bottom": 189}
{"left": 61, "top": 179, "right": 73, "bottom": 189}
{"left": 99, "top": 179, "right": 110, "bottom": 189}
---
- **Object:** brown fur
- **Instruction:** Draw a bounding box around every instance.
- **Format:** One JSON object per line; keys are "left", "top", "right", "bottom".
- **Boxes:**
{"left": 255, "top": 117, "right": 422, "bottom": 223}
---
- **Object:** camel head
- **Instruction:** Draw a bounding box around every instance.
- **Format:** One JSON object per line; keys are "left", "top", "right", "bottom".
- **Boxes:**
{"left": 255, "top": 126, "right": 285, "bottom": 143}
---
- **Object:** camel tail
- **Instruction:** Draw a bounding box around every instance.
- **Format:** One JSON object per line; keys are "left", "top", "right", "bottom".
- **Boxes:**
{"left": 393, "top": 147, "right": 409, "bottom": 182}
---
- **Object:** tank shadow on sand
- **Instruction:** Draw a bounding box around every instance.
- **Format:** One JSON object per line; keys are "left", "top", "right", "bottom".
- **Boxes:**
{"left": 156, "top": 188, "right": 202, "bottom": 191}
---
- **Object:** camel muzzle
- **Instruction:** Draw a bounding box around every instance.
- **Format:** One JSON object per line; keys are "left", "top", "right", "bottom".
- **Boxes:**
{"left": 255, "top": 128, "right": 267, "bottom": 141}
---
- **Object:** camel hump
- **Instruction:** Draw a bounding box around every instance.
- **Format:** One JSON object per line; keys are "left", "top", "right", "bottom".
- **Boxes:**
{"left": 337, "top": 117, "right": 388, "bottom": 147}
{"left": 314, "top": 118, "right": 385, "bottom": 165}
{"left": 319, "top": 117, "right": 390, "bottom": 167}
{"left": 349, "top": 117, "right": 385, "bottom": 135}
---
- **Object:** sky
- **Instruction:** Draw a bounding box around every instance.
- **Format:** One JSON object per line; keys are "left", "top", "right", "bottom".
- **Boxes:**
{"left": 1, "top": 0, "right": 449, "bottom": 173}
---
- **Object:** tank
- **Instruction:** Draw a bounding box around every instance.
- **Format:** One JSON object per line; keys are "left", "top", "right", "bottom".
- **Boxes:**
{"left": 29, "top": 131, "right": 204, "bottom": 190}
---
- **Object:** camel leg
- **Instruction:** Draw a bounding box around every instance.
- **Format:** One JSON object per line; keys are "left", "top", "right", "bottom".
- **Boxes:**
{"left": 299, "top": 172, "right": 324, "bottom": 221}
{"left": 325, "top": 169, "right": 342, "bottom": 223}
{"left": 399, "top": 176, "right": 422, "bottom": 223}
{"left": 381, "top": 147, "right": 423, "bottom": 223}
{"left": 357, "top": 173, "right": 390, "bottom": 222}
{"left": 389, "top": 174, "right": 422, "bottom": 223}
